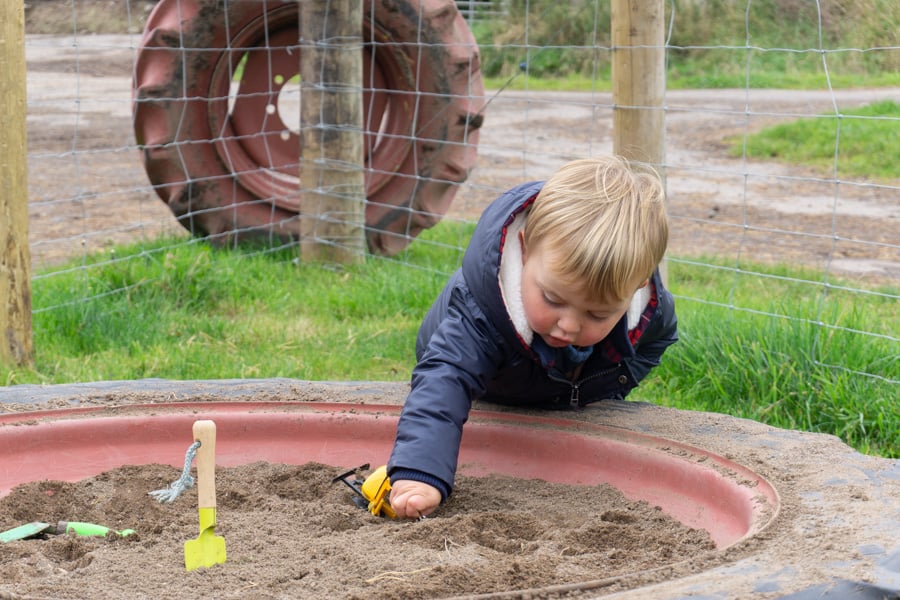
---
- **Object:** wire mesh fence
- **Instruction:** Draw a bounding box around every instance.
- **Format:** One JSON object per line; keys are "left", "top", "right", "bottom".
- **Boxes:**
{"left": 8, "top": 0, "right": 900, "bottom": 385}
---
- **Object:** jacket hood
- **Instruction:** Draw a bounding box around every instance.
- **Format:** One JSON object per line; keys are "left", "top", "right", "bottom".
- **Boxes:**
{"left": 461, "top": 181, "right": 543, "bottom": 347}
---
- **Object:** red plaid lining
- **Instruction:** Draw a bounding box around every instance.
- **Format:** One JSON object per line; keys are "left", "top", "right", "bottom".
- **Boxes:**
{"left": 600, "top": 281, "right": 659, "bottom": 363}
{"left": 628, "top": 282, "right": 659, "bottom": 346}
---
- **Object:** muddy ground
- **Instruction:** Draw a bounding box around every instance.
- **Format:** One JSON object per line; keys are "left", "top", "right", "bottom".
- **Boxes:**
{"left": 0, "top": 462, "right": 714, "bottom": 599}
{"left": 20, "top": 19, "right": 900, "bottom": 282}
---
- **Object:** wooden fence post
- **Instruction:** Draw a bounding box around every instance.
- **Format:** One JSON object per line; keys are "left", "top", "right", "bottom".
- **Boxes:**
{"left": 299, "top": 0, "right": 366, "bottom": 264}
{"left": 611, "top": 0, "right": 668, "bottom": 281}
{"left": 611, "top": 0, "right": 665, "bottom": 167}
{"left": 0, "top": 0, "right": 34, "bottom": 367}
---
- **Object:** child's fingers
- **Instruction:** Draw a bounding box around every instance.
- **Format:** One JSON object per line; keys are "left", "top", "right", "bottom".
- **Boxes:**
{"left": 390, "top": 482, "right": 440, "bottom": 519}
{"left": 392, "top": 491, "right": 425, "bottom": 518}
{"left": 405, "top": 494, "right": 438, "bottom": 518}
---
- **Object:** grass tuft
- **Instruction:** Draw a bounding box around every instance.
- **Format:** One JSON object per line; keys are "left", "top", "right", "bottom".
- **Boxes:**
{"left": 735, "top": 100, "right": 900, "bottom": 180}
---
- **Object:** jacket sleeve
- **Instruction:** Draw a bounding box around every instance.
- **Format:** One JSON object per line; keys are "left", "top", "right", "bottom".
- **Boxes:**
{"left": 626, "top": 279, "right": 678, "bottom": 384}
{"left": 388, "top": 284, "right": 504, "bottom": 496}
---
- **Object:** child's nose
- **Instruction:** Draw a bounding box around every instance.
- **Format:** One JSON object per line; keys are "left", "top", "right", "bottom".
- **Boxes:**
{"left": 558, "top": 312, "right": 581, "bottom": 334}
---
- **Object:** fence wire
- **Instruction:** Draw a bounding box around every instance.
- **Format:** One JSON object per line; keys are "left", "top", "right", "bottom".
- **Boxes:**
{"left": 15, "top": 0, "right": 900, "bottom": 387}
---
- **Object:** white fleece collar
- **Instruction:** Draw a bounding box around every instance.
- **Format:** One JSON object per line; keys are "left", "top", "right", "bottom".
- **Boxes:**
{"left": 498, "top": 214, "right": 532, "bottom": 345}
{"left": 498, "top": 212, "right": 650, "bottom": 346}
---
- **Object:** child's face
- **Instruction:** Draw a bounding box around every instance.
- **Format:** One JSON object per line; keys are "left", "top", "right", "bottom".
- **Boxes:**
{"left": 520, "top": 243, "right": 643, "bottom": 349}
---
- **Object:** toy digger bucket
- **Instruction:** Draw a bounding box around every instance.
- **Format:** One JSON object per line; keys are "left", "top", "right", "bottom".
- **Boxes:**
{"left": 360, "top": 465, "right": 396, "bottom": 518}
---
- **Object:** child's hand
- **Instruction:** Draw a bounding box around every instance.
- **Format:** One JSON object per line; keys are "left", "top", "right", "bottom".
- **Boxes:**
{"left": 389, "top": 479, "right": 442, "bottom": 519}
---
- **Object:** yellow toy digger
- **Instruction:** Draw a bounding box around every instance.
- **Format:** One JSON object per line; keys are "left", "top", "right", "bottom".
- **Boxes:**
{"left": 331, "top": 464, "right": 396, "bottom": 519}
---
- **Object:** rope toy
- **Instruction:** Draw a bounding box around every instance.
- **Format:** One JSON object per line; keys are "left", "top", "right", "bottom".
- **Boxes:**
{"left": 149, "top": 440, "right": 201, "bottom": 503}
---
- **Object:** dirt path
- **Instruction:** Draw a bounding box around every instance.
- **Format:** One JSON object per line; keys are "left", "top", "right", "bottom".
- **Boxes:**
{"left": 24, "top": 35, "right": 899, "bottom": 281}
{"left": 461, "top": 88, "right": 900, "bottom": 282}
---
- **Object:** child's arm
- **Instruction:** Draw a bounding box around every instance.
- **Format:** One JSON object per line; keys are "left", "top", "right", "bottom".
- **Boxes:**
{"left": 388, "top": 295, "right": 503, "bottom": 512}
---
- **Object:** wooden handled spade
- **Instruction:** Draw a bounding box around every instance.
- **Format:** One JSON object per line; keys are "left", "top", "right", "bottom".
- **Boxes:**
{"left": 183, "top": 420, "right": 226, "bottom": 571}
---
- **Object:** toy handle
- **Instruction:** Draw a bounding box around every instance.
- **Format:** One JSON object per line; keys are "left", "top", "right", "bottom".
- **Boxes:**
{"left": 57, "top": 521, "right": 136, "bottom": 537}
{"left": 192, "top": 420, "right": 217, "bottom": 510}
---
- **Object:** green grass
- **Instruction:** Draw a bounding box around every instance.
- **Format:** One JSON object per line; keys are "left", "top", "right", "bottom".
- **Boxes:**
{"left": 14, "top": 235, "right": 463, "bottom": 384}
{"left": 483, "top": 73, "right": 612, "bottom": 93}
{"left": 665, "top": 64, "right": 900, "bottom": 91}
{"left": 735, "top": 100, "right": 900, "bottom": 180}
{"left": 3, "top": 225, "right": 898, "bottom": 459}
{"left": 473, "top": 0, "right": 898, "bottom": 91}
{"left": 633, "top": 258, "right": 898, "bottom": 458}
{"left": 485, "top": 67, "right": 900, "bottom": 93}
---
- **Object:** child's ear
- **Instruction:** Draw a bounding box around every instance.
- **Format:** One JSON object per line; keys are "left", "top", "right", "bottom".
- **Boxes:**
{"left": 638, "top": 279, "right": 650, "bottom": 289}
{"left": 518, "top": 230, "right": 527, "bottom": 263}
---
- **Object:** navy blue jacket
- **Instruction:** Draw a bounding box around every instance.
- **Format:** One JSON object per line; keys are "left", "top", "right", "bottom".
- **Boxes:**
{"left": 388, "top": 181, "right": 678, "bottom": 498}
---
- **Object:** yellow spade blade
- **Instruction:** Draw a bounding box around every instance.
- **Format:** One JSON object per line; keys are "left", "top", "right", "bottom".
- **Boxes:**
{"left": 184, "top": 507, "right": 226, "bottom": 571}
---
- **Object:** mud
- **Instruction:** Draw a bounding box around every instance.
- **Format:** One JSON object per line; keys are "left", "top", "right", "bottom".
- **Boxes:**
{"left": 0, "top": 462, "right": 714, "bottom": 599}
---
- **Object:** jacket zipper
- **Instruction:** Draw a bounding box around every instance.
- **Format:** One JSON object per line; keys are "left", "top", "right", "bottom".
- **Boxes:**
{"left": 570, "top": 384, "right": 580, "bottom": 407}
{"left": 547, "top": 364, "right": 623, "bottom": 408}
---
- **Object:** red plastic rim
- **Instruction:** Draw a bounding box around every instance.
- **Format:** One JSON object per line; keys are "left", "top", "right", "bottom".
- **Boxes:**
{"left": 0, "top": 402, "right": 779, "bottom": 549}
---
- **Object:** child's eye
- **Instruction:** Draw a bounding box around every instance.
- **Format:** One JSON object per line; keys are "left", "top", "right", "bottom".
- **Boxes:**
{"left": 588, "top": 312, "right": 610, "bottom": 321}
{"left": 542, "top": 294, "right": 562, "bottom": 307}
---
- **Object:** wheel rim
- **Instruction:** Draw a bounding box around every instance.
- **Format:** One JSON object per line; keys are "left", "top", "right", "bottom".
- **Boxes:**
{"left": 205, "top": 5, "right": 407, "bottom": 212}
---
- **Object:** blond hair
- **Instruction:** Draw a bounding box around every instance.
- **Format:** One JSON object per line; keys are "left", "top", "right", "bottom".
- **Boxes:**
{"left": 522, "top": 156, "right": 668, "bottom": 302}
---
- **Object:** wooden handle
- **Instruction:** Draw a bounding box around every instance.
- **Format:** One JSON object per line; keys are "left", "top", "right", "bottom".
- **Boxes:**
{"left": 192, "top": 420, "right": 217, "bottom": 510}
